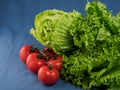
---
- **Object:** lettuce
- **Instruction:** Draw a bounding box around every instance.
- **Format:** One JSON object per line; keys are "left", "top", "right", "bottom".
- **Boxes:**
{"left": 30, "top": 1, "right": 120, "bottom": 90}
{"left": 61, "top": 1, "right": 120, "bottom": 89}
{"left": 51, "top": 10, "right": 83, "bottom": 54}
{"left": 30, "top": 9, "right": 67, "bottom": 46}
{"left": 30, "top": 9, "right": 83, "bottom": 55}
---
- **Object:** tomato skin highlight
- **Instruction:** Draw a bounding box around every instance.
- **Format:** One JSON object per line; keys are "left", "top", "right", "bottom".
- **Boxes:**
{"left": 19, "top": 45, "right": 39, "bottom": 63}
{"left": 26, "top": 53, "right": 46, "bottom": 74}
{"left": 48, "top": 55, "right": 63, "bottom": 72}
{"left": 38, "top": 65, "right": 59, "bottom": 85}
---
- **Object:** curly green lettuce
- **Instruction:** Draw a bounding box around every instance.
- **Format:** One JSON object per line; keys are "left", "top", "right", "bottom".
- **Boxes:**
{"left": 30, "top": 9, "right": 83, "bottom": 55}
{"left": 51, "top": 10, "right": 83, "bottom": 54}
{"left": 61, "top": 1, "right": 120, "bottom": 90}
{"left": 30, "top": 9, "right": 67, "bottom": 46}
{"left": 30, "top": 1, "right": 120, "bottom": 90}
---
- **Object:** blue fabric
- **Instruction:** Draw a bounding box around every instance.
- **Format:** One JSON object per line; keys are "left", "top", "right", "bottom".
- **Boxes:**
{"left": 0, "top": 0, "right": 120, "bottom": 90}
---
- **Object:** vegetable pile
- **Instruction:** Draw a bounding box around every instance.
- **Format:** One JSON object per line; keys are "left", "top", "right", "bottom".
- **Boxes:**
{"left": 27, "top": 1, "right": 120, "bottom": 90}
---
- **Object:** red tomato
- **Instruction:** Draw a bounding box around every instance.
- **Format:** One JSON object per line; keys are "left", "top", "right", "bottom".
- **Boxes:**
{"left": 38, "top": 65, "right": 59, "bottom": 85}
{"left": 26, "top": 53, "right": 46, "bottom": 74}
{"left": 19, "top": 45, "right": 39, "bottom": 63}
{"left": 48, "top": 55, "right": 63, "bottom": 72}
{"left": 43, "top": 47, "right": 56, "bottom": 58}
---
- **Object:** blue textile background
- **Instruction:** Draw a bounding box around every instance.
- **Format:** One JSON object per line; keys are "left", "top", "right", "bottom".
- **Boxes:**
{"left": 0, "top": 0, "right": 120, "bottom": 90}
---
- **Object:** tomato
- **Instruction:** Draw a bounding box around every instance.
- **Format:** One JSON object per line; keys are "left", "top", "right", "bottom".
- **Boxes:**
{"left": 43, "top": 47, "right": 57, "bottom": 58}
{"left": 26, "top": 53, "right": 46, "bottom": 74}
{"left": 48, "top": 55, "right": 63, "bottom": 72}
{"left": 38, "top": 65, "right": 59, "bottom": 85}
{"left": 19, "top": 45, "right": 39, "bottom": 63}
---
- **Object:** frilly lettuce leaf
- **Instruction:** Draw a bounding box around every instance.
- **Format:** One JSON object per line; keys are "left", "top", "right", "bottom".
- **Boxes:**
{"left": 51, "top": 10, "right": 83, "bottom": 54}
{"left": 30, "top": 1, "right": 120, "bottom": 90}
{"left": 61, "top": 1, "right": 120, "bottom": 89}
{"left": 30, "top": 9, "right": 67, "bottom": 46}
{"left": 30, "top": 9, "right": 83, "bottom": 55}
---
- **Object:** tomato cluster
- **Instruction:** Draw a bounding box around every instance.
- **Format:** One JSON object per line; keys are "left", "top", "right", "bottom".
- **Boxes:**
{"left": 19, "top": 45, "right": 63, "bottom": 86}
